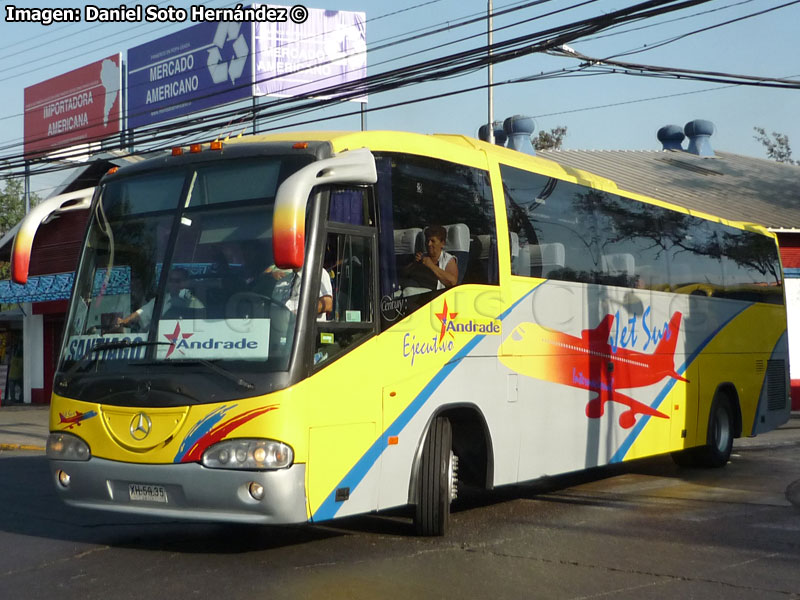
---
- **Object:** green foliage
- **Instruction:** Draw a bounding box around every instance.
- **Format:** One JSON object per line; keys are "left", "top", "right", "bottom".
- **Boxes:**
{"left": 0, "top": 178, "right": 26, "bottom": 238}
{"left": 534, "top": 126, "right": 568, "bottom": 151}
{"left": 753, "top": 127, "right": 797, "bottom": 165}
{"left": 0, "top": 177, "right": 37, "bottom": 282}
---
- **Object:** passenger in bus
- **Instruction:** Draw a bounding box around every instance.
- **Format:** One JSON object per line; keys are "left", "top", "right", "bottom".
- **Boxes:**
{"left": 116, "top": 267, "right": 198, "bottom": 330}
{"left": 414, "top": 225, "right": 458, "bottom": 290}
{"left": 285, "top": 268, "right": 333, "bottom": 321}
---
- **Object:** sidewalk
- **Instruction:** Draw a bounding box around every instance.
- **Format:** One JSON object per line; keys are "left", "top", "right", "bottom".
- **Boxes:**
{"left": 0, "top": 404, "right": 49, "bottom": 451}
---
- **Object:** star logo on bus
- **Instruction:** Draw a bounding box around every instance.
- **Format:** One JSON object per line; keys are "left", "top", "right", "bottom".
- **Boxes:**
{"left": 163, "top": 322, "right": 193, "bottom": 358}
{"left": 435, "top": 299, "right": 458, "bottom": 343}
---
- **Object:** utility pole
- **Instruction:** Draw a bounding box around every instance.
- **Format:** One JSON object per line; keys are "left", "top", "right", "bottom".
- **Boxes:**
{"left": 24, "top": 161, "right": 30, "bottom": 214}
{"left": 487, "top": 0, "right": 494, "bottom": 145}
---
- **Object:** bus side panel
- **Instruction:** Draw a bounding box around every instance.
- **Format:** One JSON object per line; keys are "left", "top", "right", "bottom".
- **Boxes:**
{"left": 672, "top": 362, "right": 700, "bottom": 449}
{"left": 305, "top": 284, "right": 527, "bottom": 520}
{"left": 497, "top": 280, "right": 784, "bottom": 475}
{"left": 692, "top": 303, "right": 790, "bottom": 441}
{"left": 376, "top": 353, "right": 520, "bottom": 512}
{"left": 308, "top": 422, "right": 378, "bottom": 519}
{"left": 300, "top": 283, "right": 788, "bottom": 521}
{"left": 373, "top": 288, "right": 524, "bottom": 511}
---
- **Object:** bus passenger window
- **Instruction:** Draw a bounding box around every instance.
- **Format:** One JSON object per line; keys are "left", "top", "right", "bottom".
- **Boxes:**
{"left": 374, "top": 153, "right": 498, "bottom": 329}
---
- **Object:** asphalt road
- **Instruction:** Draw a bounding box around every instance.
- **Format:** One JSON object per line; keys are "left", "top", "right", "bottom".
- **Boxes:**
{"left": 0, "top": 421, "right": 798, "bottom": 600}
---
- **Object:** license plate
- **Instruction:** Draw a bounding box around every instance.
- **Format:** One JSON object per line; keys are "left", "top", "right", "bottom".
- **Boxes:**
{"left": 129, "top": 483, "right": 168, "bottom": 503}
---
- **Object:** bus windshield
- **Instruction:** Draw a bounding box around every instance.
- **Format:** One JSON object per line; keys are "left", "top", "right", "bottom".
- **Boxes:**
{"left": 59, "top": 155, "right": 313, "bottom": 392}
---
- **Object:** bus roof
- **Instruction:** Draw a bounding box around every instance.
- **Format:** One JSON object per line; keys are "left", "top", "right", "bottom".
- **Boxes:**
{"left": 226, "top": 130, "right": 771, "bottom": 238}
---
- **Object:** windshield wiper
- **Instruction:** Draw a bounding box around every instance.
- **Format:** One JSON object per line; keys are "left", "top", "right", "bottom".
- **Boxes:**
{"left": 166, "top": 358, "right": 256, "bottom": 390}
{"left": 60, "top": 340, "right": 171, "bottom": 383}
{"left": 60, "top": 340, "right": 255, "bottom": 391}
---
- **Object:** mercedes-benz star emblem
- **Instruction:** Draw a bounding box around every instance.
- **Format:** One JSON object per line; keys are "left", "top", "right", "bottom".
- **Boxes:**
{"left": 129, "top": 412, "right": 152, "bottom": 441}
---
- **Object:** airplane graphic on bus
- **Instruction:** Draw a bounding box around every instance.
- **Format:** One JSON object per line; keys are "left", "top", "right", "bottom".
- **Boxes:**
{"left": 499, "top": 311, "right": 686, "bottom": 429}
{"left": 58, "top": 410, "right": 98, "bottom": 429}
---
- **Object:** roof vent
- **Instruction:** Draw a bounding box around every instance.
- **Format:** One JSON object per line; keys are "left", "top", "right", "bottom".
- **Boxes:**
{"left": 478, "top": 121, "right": 507, "bottom": 146}
{"left": 657, "top": 125, "right": 685, "bottom": 151}
{"left": 504, "top": 115, "right": 536, "bottom": 155}
{"left": 684, "top": 119, "right": 715, "bottom": 157}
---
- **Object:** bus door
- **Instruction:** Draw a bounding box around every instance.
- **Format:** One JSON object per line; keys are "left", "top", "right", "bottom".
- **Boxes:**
{"left": 306, "top": 186, "right": 382, "bottom": 518}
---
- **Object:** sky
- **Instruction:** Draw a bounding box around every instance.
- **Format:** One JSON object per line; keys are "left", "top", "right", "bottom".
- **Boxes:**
{"left": 2, "top": 0, "right": 800, "bottom": 198}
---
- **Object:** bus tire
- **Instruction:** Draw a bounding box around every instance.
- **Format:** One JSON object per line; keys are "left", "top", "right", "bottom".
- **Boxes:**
{"left": 694, "top": 394, "right": 735, "bottom": 468}
{"left": 415, "top": 416, "right": 456, "bottom": 536}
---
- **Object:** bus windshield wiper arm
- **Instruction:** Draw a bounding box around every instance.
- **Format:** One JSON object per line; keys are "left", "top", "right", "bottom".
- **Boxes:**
{"left": 61, "top": 340, "right": 171, "bottom": 382}
{"left": 170, "top": 359, "right": 256, "bottom": 390}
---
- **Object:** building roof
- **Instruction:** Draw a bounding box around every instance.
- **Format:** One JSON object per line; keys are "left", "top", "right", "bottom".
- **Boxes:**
{"left": 537, "top": 148, "right": 800, "bottom": 230}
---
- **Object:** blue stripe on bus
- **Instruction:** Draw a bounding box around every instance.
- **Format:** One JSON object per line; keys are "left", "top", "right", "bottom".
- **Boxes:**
{"left": 311, "top": 288, "right": 536, "bottom": 522}
{"left": 610, "top": 305, "right": 750, "bottom": 463}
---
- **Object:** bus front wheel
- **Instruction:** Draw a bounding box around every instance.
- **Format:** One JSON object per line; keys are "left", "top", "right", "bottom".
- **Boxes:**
{"left": 415, "top": 416, "right": 458, "bottom": 536}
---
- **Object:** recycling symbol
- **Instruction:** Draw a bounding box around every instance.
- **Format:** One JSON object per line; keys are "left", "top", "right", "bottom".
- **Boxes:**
{"left": 207, "top": 22, "right": 248, "bottom": 85}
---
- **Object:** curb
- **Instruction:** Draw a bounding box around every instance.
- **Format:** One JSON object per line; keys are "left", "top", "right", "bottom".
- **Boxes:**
{"left": 0, "top": 443, "right": 46, "bottom": 451}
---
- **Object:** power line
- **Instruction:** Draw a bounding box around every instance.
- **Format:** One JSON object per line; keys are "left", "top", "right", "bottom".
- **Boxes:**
{"left": 605, "top": 0, "right": 800, "bottom": 60}
{"left": 0, "top": 0, "right": 585, "bottom": 153}
{"left": 0, "top": 0, "right": 720, "bottom": 175}
{"left": 549, "top": 46, "right": 800, "bottom": 89}
{"left": 0, "top": 0, "right": 533, "bottom": 142}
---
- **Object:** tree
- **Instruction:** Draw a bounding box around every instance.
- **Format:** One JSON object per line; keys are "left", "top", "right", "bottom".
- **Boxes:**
{"left": 0, "top": 177, "right": 27, "bottom": 238}
{"left": 534, "top": 126, "right": 568, "bottom": 151}
{"left": 0, "top": 177, "right": 35, "bottom": 282}
{"left": 753, "top": 127, "right": 797, "bottom": 165}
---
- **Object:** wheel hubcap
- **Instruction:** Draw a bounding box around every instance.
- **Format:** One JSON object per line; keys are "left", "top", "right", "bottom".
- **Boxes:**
{"left": 448, "top": 451, "right": 459, "bottom": 502}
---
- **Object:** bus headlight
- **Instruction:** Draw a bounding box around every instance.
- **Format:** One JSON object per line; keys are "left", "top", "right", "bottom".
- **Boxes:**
{"left": 46, "top": 432, "right": 91, "bottom": 461}
{"left": 202, "top": 439, "right": 293, "bottom": 470}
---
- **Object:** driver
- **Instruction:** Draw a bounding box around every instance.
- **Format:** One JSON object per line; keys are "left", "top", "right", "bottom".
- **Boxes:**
{"left": 117, "top": 267, "right": 198, "bottom": 330}
{"left": 285, "top": 268, "right": 333, "bottom": 321}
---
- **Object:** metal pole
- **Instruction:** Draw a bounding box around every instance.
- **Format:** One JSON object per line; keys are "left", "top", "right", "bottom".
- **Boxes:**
{"left": 123, "top": 59, "right": 133, "bottom": 152}
{"left": 24, "top": 161, "right": 30, "bottom": 214}
{"left": 121, "top": 59, "right": 126, "bottom": 150}
{"left": 253, "top": 96, "right": 258, "bottom": 135}
{"left": 361, "top": 102, "right": 367, "bottom": 131}
{"left": 488, "top": 0, "right": 494, "bottom": 145}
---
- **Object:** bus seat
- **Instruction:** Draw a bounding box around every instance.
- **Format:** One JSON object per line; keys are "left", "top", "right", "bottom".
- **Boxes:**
{"left": 477, "top": 234, "right": 491, "bottom": 260}
{"left": 394, "top": 227, "right": 423, "bottom": 265}
{"left": 602, "top": 253, "right": 635, "bottom": 277}
{"left": 516, "top": 243, "right": 531, "bottom": 277}
{"left": 464, "top": 235, "right": 486, "bottom": 283}
{"left": 530, "top": 243, "right": 565, "bottom": 277}
{"left": 510, "top": 232, "right": 521, "bottom": 274}
{"left": 471, "top": 233, "right": 500, "bottom": 284}
{"left": 444, "top": 223, "right": 470, "bottom": 284}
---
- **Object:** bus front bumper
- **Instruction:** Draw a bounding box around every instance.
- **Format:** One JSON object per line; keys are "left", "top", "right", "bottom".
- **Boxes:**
{"left": 49, "top": 457, "right": 308, "bottom": 524}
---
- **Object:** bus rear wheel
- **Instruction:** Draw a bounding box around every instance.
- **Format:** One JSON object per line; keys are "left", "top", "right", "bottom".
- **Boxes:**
{"left": 695, "top": 395, "right": 735, "bottom": 467}
{"left": 415, "top": 416, "right": 458, "bottom": 536}
{"left": 672, "top": 393, "right": 735, "bottom": 468}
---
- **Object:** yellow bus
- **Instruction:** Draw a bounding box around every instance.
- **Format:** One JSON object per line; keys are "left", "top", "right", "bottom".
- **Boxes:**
{"left": 14, "top": 130, "right": 790, "bottom": 535}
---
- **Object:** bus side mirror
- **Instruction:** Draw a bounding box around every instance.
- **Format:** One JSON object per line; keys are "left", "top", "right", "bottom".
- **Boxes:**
{"left": 10, "top": 187, "right": 95, "bottom": 284}
{"left": 273, "top": 148, "right": 376, "bottom": 270}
